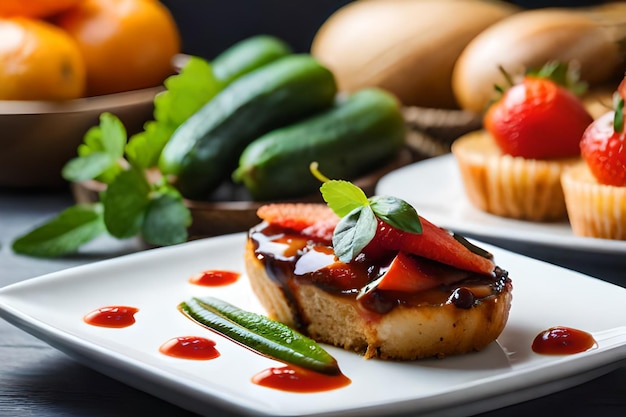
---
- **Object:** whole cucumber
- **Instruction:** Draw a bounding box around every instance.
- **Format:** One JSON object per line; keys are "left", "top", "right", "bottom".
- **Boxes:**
{"left": 212, "top": 35, "right": 292, "bottom": 86}
{"left": 232, "top": 88, "right": 406, "bottom": 201}
{"left": 159, "top": 54, "right": 337, "bottom": 199}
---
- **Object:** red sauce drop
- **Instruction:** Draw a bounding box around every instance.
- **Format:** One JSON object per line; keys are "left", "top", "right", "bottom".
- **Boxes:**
{"left": 159, "top": 336, "right": 220, "bottom": 360}
{"left": 189, "top": 270, "right": 240, "bottom": 287}
{"left": 83, "top": 306, "right": 139, "bottom": 328}
{"left": 251, "top": 365, "right": 351, "bottom": 393}
{"left": 532, "top": 326, "right": 596, "bottom": 355}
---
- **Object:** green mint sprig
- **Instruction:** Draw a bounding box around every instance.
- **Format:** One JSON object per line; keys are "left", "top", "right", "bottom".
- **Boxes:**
{"left": 125, "top": 56, "right": 219, "bottom": 169}
{"left": 310, "top": 163, "right": 422, "bottom": 263}
{"left": 12, "top": 57, "right": 218, "bottom": 257}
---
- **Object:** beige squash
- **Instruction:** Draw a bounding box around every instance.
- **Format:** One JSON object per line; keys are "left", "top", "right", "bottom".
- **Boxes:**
{"left": 452, "top": 7, "right": 626, "bottom": 113}
{"left": 311, "top": 0, "right": 520, "bottom": 109}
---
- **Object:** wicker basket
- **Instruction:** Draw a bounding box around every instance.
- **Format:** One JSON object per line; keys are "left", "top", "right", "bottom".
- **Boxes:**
{"left": 402, "top": 106, "right": 483, "bottom": 159}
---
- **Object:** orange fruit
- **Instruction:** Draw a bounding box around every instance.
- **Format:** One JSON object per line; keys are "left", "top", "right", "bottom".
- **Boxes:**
{"left": 0, "top": 0, "right": 84, "bottom": 19}
{"left": 55, "top": 0, "right": 181, "bottom": 96}
{"left": 0, "top": 17, "right": 86, "bottom": 100}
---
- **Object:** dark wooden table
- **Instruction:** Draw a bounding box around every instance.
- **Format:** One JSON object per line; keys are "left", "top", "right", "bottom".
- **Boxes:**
{"left": 1, "top": 187, "right": 625, "bottom": 417}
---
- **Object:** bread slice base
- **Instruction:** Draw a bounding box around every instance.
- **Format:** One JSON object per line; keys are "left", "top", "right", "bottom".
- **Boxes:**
{"left": 245, "top": 239, "right": 512, "bottom": 360}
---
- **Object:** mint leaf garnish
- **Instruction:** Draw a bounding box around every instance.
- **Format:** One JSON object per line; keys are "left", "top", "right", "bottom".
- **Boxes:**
{"left": 369, "top": 195, "right": 422, "bottom": 234}
{"left": 141, "top": 187, "right": 191, "bottom": 246}
{"left": 62, "top": 112, "right": 127, "bottom": 184}
{"left": 155, "top": 56, "right": 219, "bottom": 126}
{"left": 11, "top": 204, "right": 106, "bottom": 257}
{"left": 125, "top": 121, "right": 176, "bottom": 170}
{"left": 332, "top": 206, "right": 377, "bottom": 262}
{"left": 61, "top": 151, "right": 117, "bottom": 182}
{"left": 311, "top": 163, "right": 422, "bottom": 263}
{"left": 102, "top": 168, "right": 151, "bottom": 239}
{"left": 126, "top": 56, "right": 219, "bottom": 169}
{"left": 320, "top": 180, "right": 369, "bottom": 217}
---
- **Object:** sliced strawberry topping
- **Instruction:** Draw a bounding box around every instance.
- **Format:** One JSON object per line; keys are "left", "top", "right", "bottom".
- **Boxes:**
{"left": 256, "top": 203, "right": 494, "bottom": 275}
{"left": 375, "top": 217, "right": 495, "bottom": 275}
{"left": 256, "top": 203, "right": 339, "bottom": 243}
{"left": 376, "top": 251, "right": 472, "bottom": 293}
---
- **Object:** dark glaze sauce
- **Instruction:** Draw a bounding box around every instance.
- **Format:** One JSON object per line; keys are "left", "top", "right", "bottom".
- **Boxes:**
{"left": 189, "top": 269, "right": 240, "bottom": 287}
{"left": 83, "top": 306, "right": 139, "bottom": 328}
{"left": 532, "top": 326, "right": 597, "bottom": 355}
{"left": 250, "top": 223, "right": 511, "bottom": 330}
{"left": 159, "top": 336, "right": 220, "bottom": 360}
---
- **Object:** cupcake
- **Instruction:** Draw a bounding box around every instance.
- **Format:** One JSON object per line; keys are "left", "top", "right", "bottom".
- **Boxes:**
{"left": 452, "top": 131, "right": 580, "bottom": 221}
{"left": 562, "top": 99, "right": 626, "bottom": 240}
{"left": 451, "top": 62, "right": 593, "bottom": 222}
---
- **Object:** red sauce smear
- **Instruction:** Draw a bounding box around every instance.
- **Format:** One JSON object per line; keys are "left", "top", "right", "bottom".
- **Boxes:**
{"left": 252, "top": 365, "right": 351, "bottom": 393}
{"left": 189, "top": 270, "right": 240, "bottom": 287}
{"left": 159, "top": 336, "right": 220, "bottom": 360}
{"left": 83, "top": 306, "right": 139, "bottom": 328}
{"left": 532, "top": 326, "right": 597, "bottom": 355}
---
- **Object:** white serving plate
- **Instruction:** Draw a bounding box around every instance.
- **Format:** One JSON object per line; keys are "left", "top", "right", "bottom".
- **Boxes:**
{"left": 0, "top": 233, "right": 625, "bottom": 416}
{"left": 376, "top": 154, "right": 626, "bottom": 255}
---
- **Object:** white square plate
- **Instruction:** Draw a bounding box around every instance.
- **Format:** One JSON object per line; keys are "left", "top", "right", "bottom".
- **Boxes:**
{"left": 0, "top": 233, "right": 625, "bottom": 416}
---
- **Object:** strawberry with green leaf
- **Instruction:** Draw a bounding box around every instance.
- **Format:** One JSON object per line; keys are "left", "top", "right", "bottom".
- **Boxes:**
{"left": 259, "top": 165, "right": 496, "bottom": 294}
{"left": 580, "top": 82, "right": 626, "bottom": 187}
{"left": 484, "top": 62, "right": 593, "bottom": 159}
{"left": 318, "top": 180, "right": 495, "bottom": 276}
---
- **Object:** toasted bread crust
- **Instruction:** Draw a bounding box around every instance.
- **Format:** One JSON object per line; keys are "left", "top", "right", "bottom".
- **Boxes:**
{"left": 245, "top": 239, "right": 512, "bottom": 360}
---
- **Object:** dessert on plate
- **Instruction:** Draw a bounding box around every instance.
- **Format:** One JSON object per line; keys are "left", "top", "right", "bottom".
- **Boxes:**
{"left": 243, "top": 180, "right": 512, "bottom": 360}
{"left": 561, "top": 79, "right": 626, "bottom": 240}
{"left": 451, "top": 62, "right": 593, "bottom": 221}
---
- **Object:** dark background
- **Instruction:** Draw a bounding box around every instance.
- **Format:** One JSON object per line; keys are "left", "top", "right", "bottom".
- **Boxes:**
{"left": 160, "top": 0, "right": 606, "bottom": 59}
{"left": 160, "top": 0, "right": 352, "bottom": 58}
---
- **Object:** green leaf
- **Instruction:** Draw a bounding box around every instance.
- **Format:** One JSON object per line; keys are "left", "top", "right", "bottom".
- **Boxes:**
{"left": 332, "top": 206, "right": 377, "bottom": 263}
{"left": 613, "top": 92, "right": 625, "bottom": 133}
{"left": 125, "top": 120, "right": 176, "bottom": 169}
{"left": 98, "top": 112, "right": 128, "bottom": 156}
{"left": 313, "top": 166, "right": 422, "bottom": 262}
{"left": 62, "top": 152, "right": 117, "bottom": 182}
{"left": 141, "top": 189, "right": 191, "bottom": 246}
{"left": 320, "top": 180, "right": 370, "bottom": 217}
{"left": 125, "top": 56, "right": 220, "bottom": 169}
{"left": 527, "top": 61, "right": 588, "bottom": 97}
{"left": 155, "top": 56, "right": 219, "bottom": 126}
{"left": 12, "top": 204, "right": 106, "bottom": 257}
{"left": 62, "top": 113, "right": 127, "bottom": 184}
{"left": 369, "top": 195, "right": 422, "bottom": 234}
{"left": 102, "top": 168, "right": 151, "bottom": 239}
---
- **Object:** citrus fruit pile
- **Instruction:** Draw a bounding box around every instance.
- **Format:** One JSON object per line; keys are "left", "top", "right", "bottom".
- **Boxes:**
{"left": 0, "top": 0, "right": 181, "bottom": 100}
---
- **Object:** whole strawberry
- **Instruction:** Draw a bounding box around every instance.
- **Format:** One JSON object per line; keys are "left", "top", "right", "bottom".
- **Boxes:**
{"left": 580, "top": 86, "right": 626, "bottom": 187}
{"left": 484, "top": 62, "right": 593, "bottom": 159}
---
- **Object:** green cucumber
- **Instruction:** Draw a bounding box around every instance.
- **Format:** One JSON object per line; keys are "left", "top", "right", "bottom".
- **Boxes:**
{"left": 179, "top": 296, "right": 340, "bottom": 375}
{"left": 232, "top": 88, "right": 407, "bottom": 201}
{"left": 159, "top": 54, "right": 337, "bottom": 199}
{"left": 212, "top": 35, "right": 292, "bottom": 86}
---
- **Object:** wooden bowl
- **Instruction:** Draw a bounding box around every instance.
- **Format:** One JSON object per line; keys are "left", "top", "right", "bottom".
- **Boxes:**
{"left": 0, "top": 86, "right": 162, "bottom": 188}
{"left": 72, "top": 148, "right": 414, "bottom": 239}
